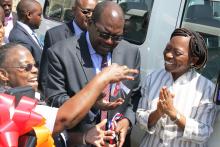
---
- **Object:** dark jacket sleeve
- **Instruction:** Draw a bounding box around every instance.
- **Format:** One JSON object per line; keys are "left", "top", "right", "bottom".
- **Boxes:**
{"left": 38, "top": 30, "right": 53, "bottom": 94}
{"left": 44, "top": 30, "right": 54, "bottom": 50}
{"left": 123, "top": 47, "right": 141, "bottom": 126}
{"left": 39, "top": 23, "right": 75, "bottom": 94}
{"left": 45, "top": 46, "right": 70, "bottom": 107}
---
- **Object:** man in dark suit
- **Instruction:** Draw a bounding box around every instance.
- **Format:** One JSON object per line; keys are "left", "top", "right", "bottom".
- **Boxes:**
{"left": 39, "top": 0, "right": 98, "bottom": 93}
{"left": 43, "top": 0, "right": 98, "bottom": 49}
{"left": 8, "top": 0, "right": 42, "bottom": 66}
{"left": 0, "top": 0, "right": 17, "bottom": 42}
{"left": 45, "top": 1, "right": 140, "bottom": 146}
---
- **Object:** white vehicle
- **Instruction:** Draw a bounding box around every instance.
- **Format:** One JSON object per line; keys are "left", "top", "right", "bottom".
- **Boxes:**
{"left": 35, "top": 0, "right": 220, "bottom": 146}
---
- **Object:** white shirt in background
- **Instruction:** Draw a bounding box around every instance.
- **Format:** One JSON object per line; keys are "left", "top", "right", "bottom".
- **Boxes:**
{"left": 17, "top": 21, "right": 43, "bottom": 49}
{"left": 4, "top": 13, "right": 14, "bottom": 42}
{"left": 72, "top": 20, "right": 83, "bottom": 39}
{"left": 34, "top": 105, "right": 58, "bottom": 132}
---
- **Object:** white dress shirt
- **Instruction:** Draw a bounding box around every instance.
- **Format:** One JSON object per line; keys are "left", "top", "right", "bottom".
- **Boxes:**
{"left": 72, "top": 20, "right": 83, "bottom": 39}
{"left": 137, "top": 68, "right": 216, "bottom": 147}
{"left": 86, "top": 31, "right": 111, "bottom": 74}
{"left": 4, "top": 13, "right": 14, "bottom": 42}
{"left": 34, "top": 105, "right": 58, "bottom": 132}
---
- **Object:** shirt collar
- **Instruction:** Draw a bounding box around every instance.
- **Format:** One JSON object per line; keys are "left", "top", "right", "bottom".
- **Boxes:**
{"left": 72, "top": 20, "right": 83, "bottom": 38}
{"left": 86, "top": 31, "right": 111, "bottom": 60}
{"left": 168, "top": 69, "right": 197, "bottom": 84}
{"left": 17, "top": 21, "right": 33, "bottom": 35}
{"left": 5, "top": 13, "right": 13, "bottom": 20}
{"left": 86, "top": 31, "right": 96, "bottom": 55}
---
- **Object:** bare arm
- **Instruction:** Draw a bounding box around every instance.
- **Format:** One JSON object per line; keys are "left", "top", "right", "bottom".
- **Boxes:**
{"left": 53, "top": 64, "right": 138, "bottom": 134}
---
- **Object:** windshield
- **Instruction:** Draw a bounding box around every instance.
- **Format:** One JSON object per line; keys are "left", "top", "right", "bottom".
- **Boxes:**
{"left": 43, "top": 0, "right": 154, "bottom": 45}
{"left": 182, "top": 0, "right": 220, "bottom": 81}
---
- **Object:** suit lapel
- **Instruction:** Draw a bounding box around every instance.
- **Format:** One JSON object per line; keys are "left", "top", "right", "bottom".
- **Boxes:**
{"left": 111, "top": 42, "right": 131, "bottom": 97}
{"left": 112, "top": 44, "right": 122, "bottom": 64}
{"left": 16, "top": 23, "right": 42, "bottom": 50}
{"left": 12, "top": 12, "right": 17, "bottom": 25}
{"left": 76, "top": 33, "right": 96, "bottom": 83}
{"left": 66, "top": 21, "right": 75, "bottom": 35}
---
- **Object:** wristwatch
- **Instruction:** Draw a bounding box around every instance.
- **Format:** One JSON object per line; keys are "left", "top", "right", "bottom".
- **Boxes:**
{"left": 172, "top": 112, "right": 180, "bottom": 123}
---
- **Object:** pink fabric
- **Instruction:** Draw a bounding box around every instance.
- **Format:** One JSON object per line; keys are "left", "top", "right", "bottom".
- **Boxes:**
{"left": 4, "top": 16, "right": 13, "bottom": 26}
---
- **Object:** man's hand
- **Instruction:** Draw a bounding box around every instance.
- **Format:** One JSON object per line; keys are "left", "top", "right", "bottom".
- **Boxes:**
{"left": 85, "top": 119, "right": 115, "bottom": 147}
{"left": 95, "top": 97, "right": 124, "bottom": 110}
{"left": 115, "top": 118, "right": 130, "bottom": 147}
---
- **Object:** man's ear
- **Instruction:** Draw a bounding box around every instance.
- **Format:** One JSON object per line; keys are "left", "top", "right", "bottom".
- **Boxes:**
{"left": 0, "top": 68, "right": 9, "bottom": 83}
{"left": 26, "top": 11, "right": 32, "bottom": 20}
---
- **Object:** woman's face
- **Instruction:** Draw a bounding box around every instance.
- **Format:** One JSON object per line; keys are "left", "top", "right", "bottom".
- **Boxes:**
{"left": 5, "top": 47, "right": 38, "bottom": 91}
{"left": 0, "top": 21, "right": 5, "bottom": 44}
{"left": 163, "top": 36, "right": 192, "bottom": 80}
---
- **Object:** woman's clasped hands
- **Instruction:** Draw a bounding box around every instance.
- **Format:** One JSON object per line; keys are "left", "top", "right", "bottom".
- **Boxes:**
{"left": 157, "top": 86, "right": 177, "bottom": 119}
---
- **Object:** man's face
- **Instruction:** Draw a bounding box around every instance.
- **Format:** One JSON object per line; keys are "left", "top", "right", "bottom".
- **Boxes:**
{"left": 28, "top": 3, "right": 42, "bottom": 29}
{"left": 4, "top": 47, "right": 38, "bottom": 91}
{"left": 88, "top": 9, "right": 124, "bottom": 56}
{"left": 1, "top": 0, "right": 12, "bottom": 17}
{"left": 73, "top": 0, "right": 97, "bottom": 30}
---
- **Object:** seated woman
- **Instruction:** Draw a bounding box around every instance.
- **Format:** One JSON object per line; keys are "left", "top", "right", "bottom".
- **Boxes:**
{"left": 136, "top": 28, "right": 216, "bottom": 147}
{"left": 0, "top": 43, "right": 138, "bottom": 146}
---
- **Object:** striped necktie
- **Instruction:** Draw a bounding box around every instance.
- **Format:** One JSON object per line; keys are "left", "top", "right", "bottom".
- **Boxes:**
{"left": 100, "top": 55, "right": 110, "bottom": 123}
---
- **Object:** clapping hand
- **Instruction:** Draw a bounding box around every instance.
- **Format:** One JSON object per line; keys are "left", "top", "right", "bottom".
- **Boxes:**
{"left": 158, "top": 87, "right": 176, "bottom": 117}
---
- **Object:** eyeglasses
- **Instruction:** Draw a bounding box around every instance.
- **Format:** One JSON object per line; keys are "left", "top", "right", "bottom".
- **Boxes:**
{"left": 78, "top": 6, "right": 93, "bottom": 15}
{"left": 93, "top": 22, "right": 123, "bottom": 42}
{"left": 4, "top": 63, "right": 38, "bottom": 72}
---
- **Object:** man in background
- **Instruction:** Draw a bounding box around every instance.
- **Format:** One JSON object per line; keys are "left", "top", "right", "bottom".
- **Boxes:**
{"left": 9, "top": 0, "right": 42, "bottom": 66}
{"left": 44, "top": 0, "right": 98, "bottom": 48}
{"left": 0, "top": 0, "right": 17, "bottom": 42}
{"left": 39, "top": 0, "right": 98, "bottom": 93}
{"left": 45, "top": 1, "right": 141, "bottom": 146}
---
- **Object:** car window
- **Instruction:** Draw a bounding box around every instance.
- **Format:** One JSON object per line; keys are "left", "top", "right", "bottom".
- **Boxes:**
{"left": 118, "top": 0, "right": 154, "bottom": 45}
{"left": 182, "top": 0, "right": 220, "bottom": 81}
{"left": 43, "top": 0, "right": 154, "bottom": 45}
{"left": 44, "top": 0, "right": 74, "bottom": 22}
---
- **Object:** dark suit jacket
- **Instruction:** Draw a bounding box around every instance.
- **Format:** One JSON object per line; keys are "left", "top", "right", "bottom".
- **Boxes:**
{"left": 38, "top": 21, "right": 75, "bottom": 94}
{"left": 44, "top": 21, "right": 75, "bottom": 49}
{"left": 12, "top": 12, "right": 18, "bottom": 25}
{"left": 45, "top": 33, "right": 141, "bottom": 128}
{"left": 8, "top": 22, "right": 42, "bottom": 65}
